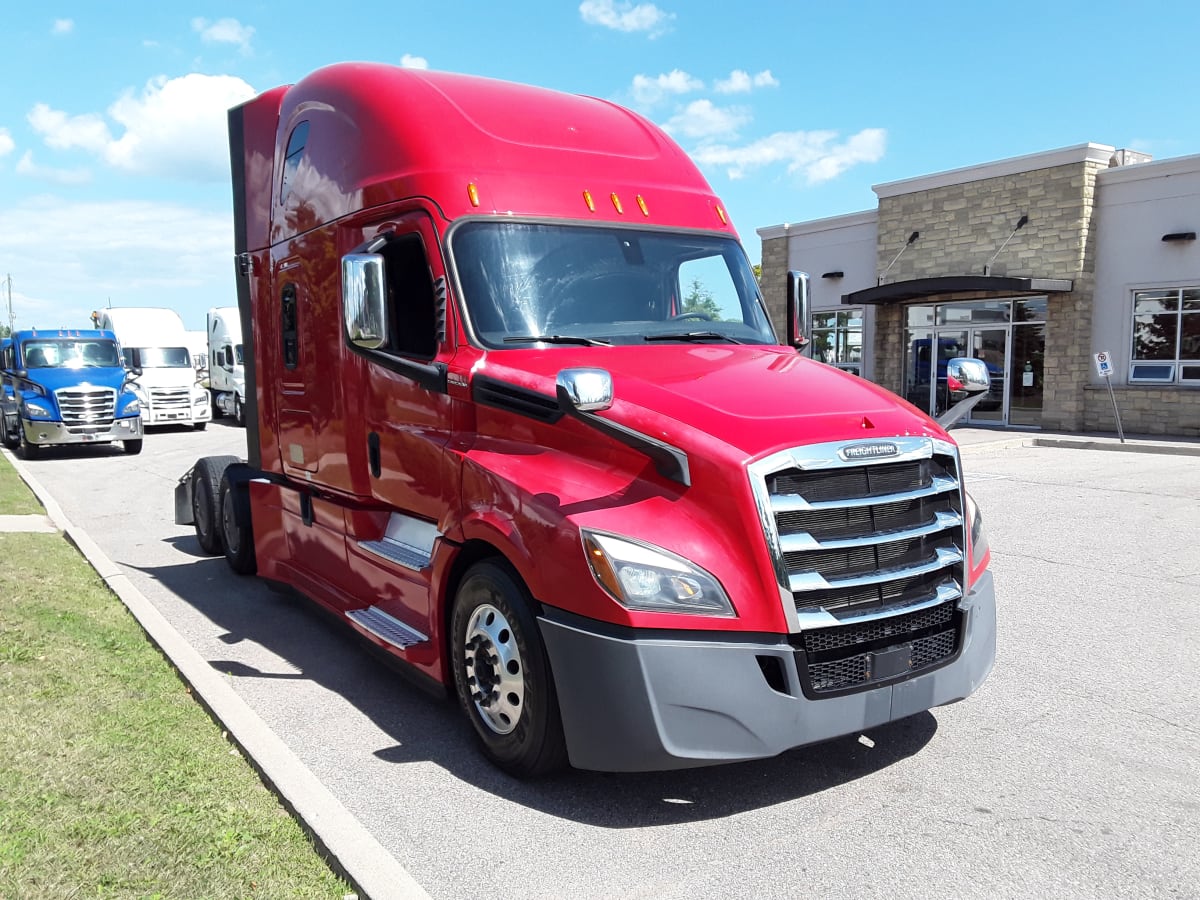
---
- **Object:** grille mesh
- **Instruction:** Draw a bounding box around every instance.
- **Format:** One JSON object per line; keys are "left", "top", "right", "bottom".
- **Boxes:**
{"left": 55, "top": 387, "right": 116, "bottom": 426}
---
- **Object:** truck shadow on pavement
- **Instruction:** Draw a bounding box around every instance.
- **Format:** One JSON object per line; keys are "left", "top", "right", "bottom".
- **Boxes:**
{"left": 134, "top": 548, "right": 937, "bottom": 827}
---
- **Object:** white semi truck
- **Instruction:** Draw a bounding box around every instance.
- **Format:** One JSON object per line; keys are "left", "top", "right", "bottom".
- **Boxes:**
{"left": 96, "top": 307, "right": 211, "bottom": 430}
{"left": 206, "top": 306, "right": 245, "bottom": 426}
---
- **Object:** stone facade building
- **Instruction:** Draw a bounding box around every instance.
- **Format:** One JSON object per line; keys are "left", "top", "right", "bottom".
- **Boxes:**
{"left": 757, "top": 144, "right": 1200, "bottom": 436}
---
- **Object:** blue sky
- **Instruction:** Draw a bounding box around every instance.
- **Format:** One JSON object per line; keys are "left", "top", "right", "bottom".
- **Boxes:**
{"left": 1, "top": 1, "right": 1196, "bottom": 333}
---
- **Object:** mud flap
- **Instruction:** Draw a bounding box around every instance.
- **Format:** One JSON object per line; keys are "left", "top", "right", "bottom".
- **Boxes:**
{"left": 174, "top": 468, "right": 195, "bottom": 525}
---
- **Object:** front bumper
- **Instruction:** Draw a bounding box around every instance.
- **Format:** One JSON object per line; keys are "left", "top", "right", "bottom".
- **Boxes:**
{"left": 143, "top": 404, "right": 211, "bottom": 425}
{"left": 22, "top": 416, "right": 143, "bottom": 446}
{"left": 539, "top": 569, "right": 996, "bottom": 772}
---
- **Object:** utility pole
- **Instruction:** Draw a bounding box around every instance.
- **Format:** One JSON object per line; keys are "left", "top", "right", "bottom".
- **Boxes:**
{"left": 4, "top": 273, "right": 13, "bottom": 335}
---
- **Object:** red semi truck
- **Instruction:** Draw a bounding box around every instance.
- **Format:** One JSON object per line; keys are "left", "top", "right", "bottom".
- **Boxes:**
{"left": 177, "top": 63, "right": 996, "bottom": 776}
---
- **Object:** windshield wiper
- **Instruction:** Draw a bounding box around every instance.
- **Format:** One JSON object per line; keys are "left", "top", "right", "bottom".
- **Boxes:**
{"left": 644, "top": 331, "right": 743, "bottom": 344}
{"left": 504, "top": 334, "right": 611, "bottom": 347}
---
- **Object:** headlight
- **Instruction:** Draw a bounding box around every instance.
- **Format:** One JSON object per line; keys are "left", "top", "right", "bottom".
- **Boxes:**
{"left": 581, "top": 530, "right": 734, "bottom": 616}
{"left": 965, "top": 492, "right": 991, "bottom": 579}
{"left": 24, "top": 399, "right": 53, "bottom": 418}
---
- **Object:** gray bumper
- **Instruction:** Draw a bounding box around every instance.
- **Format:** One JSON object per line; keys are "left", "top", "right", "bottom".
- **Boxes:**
{"left": 22, "top": 416, "right": 143, "bottom": 447}
{"left": 540, "top": 569, "right": 996, "bottom": 772}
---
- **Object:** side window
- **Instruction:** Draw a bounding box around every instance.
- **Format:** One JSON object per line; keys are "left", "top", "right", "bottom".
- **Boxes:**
{"left": 378, "top": 234, "right": 438, "bottom": 359}
{"left": 281, "top": 284, "right": 299, "bottom": 370}
{"left": 677, "top": 255, "right": 743, "bottom": 322}
{"left": 280, "top": 121, "right": 310, "bottom": 206}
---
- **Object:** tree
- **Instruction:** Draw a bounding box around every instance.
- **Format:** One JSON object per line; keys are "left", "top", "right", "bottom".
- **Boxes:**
{"left": 752, "top": 263, "right": 761, "bottom": 284}
{"left": 682, "top": 278, "right": 722, "bottom": 319}
{"left": 0, "top": 324, "right": 10, "bottom": 338}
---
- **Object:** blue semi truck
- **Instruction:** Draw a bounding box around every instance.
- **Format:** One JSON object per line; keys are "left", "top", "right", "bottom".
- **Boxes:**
{"left": 1, "top": 328, "right": 144, "bottom": 458}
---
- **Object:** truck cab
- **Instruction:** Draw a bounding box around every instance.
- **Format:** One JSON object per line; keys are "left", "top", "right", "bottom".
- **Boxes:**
{"left": 1, "top": 328, "right": 144, "bottom": 457}
{"left": 178, "top": 63, "right": 996, "bottom": 776}
{"left": 206, "top": 306, "right": 245, "bottom": 425}
{"left": 96, "top": 307, "right": 211, "bottom": 430}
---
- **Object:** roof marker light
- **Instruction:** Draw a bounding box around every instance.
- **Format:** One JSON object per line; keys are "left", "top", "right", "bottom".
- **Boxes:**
{"left": 582, "top": 190, "right": 595, "bottom": 212}
{"left": 715, "top": 205, "right": 728, "bottom": 225}
{"left": 610, "top": 193, "right": 624, "bottom": 214}
{"left": 467, "top": 183, "right": 480, "bottom": 207}
{"left": 636, "top": 195, "right": 649, "bottom": 217}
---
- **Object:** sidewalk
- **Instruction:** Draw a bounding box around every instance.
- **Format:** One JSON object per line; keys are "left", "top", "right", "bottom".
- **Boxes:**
{"left": 951, "top": 426, "right": 1200, "bottom": 457}
{"left": 0, "top": 512, "right": 57, "bottom": 532}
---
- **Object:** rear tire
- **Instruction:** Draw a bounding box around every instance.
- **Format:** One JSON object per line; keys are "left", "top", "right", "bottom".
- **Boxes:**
{"left": 190, "top": 455, "right": 238, "bottom": 554}
{"left": 123, "top": 439, "right": 143, "bottom": 455}
{"left": 219, "top": 473, "right": 256, "bottom": 575}
{"left": 451, "top": 560, "right": 567, "bottom": 777}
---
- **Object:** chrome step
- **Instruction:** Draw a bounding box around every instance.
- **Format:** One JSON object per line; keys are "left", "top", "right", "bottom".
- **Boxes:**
{"left": 346, "top": 606, "right": 428, "bottom": 649}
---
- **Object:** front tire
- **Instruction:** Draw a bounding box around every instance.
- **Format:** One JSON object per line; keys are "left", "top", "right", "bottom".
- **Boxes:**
{"left": 18, "top": 429, "right": 40, "bottom": 460}
{"left": 234, "top": 396, "right": 245, "bottom": 427}
{"left": 123, "top": 438, "right": 143, "bottom": 455}
{"left": 193, "top": 422, "right": 208, "bottom": 432}
{"left": 451, "top": 560, "right": 567, "bottom": 777}
{"left": 190, "top": 455, "right": 237, "bottom": 554}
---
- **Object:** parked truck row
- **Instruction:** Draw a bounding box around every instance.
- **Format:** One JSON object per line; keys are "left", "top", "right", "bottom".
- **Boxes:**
{"left": 176, "top": 63, "right": 997, "bottom": 776}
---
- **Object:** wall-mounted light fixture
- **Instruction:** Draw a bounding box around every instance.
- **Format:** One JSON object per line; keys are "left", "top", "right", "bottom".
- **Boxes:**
{"left": 822, "top": 271, "right": 844, "bottom": 279}
{"left": 1162, "top": 232, "right": 1196, "bottom": 242}
{"left": 983, "top": 215, "right": 1029, "bottom": 276}
{"left": 877, "top": 231, "right": 919, "bottom": 286}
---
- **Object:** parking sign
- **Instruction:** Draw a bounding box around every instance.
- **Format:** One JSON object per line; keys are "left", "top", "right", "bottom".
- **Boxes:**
{"left": 1094, "top": 351, "right": 1113, "bottom": 378}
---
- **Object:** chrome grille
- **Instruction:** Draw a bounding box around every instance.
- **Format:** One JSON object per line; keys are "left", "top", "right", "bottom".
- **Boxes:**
{"left": 751, "top": 438, "right": 966, "bottom": 625}
{"left": 149, "top": 387, "right": 191, "bottom": 410}
{"left": 55, "top": 386, "right": 116, "bottom": 427}
{"left": 750, "top": 438, "right": 966, "bottom": 696}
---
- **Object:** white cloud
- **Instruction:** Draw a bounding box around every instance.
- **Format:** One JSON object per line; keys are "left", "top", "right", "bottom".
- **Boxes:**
{"left": 663, "top": 100, "right": 751, "bottom": 140}
{"left": 28, "top": 74, "right": 257, "bottom": 182}
{"left": 52, "top": 19, "right": 74, "bottom": 36}
{"left": 0, "top": 197, "right": 233, "bottom": 330}
{"left": 579, "top": 0, "right": 674, "bottom": 36}
{"left": 15, "top": 150, "right": 91, "bottom": 185}
{"left": 28, "top": 104, "right": 111, "bottom": 153}
{"left": 692, "top": 127, "right": 887, "bottom": 183}
{"left": 400, "top": 54, "right": 429, "bottom": 69}
{"left": 191, "top": 17, "right": 255, "bottom": 54}
{"left": 0, "top": 128, "right": 14, "bottom": 157}
{"left": 631, "top": 69, "right": 703, "bottom": 107}
{"left": 714, "top": 69, "right": 779, "bottom": 94}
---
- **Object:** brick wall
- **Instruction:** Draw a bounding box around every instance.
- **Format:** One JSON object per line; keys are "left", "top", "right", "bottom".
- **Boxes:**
{"left": 759, "top": 234, "right": 789, "bottom": 335}
{"left": 1084, "top": 386, "right": 1200, "bottom": 436}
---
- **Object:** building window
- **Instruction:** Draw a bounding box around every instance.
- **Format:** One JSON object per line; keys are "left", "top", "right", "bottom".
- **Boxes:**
{"left": 811, "top": 308, "right": 864, "bottom": 374}
{"left": 1130, "top": 288, "right": 1200, "bottom": 384}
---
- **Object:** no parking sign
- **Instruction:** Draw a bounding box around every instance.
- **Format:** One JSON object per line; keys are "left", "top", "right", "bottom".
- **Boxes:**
{"left": 1094, "top": 350, "right": 1114, "bottom": 378}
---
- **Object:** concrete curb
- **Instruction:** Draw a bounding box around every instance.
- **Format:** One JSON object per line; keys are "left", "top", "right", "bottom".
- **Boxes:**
{"left": 1030, "top": 436, "right": 1200, "bottom": 457}
{"left": 1, "top": 448, "right": 431, "bottom": 900}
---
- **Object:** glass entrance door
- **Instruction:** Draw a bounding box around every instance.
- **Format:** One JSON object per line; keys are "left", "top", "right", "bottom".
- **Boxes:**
{"left": 967, "top": 327, "right": 1007, "bottom": 423}
{"left": 903, "top": 326, "right": 1008, "bottom": 423}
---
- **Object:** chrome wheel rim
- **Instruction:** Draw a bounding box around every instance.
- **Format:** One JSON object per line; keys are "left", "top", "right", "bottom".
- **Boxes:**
{"left": 463, "top": 603, "right": 524, "bottom": 734}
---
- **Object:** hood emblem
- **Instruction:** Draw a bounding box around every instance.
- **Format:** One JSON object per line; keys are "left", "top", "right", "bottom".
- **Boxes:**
{"left": 841, "top": 442, "right": 899, "bottom": 461}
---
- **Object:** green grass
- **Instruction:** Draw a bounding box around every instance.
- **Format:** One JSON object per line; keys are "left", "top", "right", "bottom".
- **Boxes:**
{"left": 0, "top": 453, "right": 44, "bottom": 515}
{"left": 0, "top": 456, "right": 354, "bottom": 898}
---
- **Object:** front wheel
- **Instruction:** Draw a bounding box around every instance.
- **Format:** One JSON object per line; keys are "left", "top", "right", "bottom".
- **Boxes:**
{"left": 18, "top": 430, "right": 40, "bottom": 460}
{"left": 234, "top": 396, "right": 245, "bottom": 427}
{"left": 123, "top": 439, "right": 143, "bottom": 455}
{"left": 193, "top": 422, "right": 207, "bottom": 432}
{"left": 451, "top": 560, "right": 567, "bottom": 777}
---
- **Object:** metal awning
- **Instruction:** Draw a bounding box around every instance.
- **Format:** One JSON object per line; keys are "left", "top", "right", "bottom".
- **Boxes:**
{"left": 841, "top": 275, "right": 1074, "bottom": 305}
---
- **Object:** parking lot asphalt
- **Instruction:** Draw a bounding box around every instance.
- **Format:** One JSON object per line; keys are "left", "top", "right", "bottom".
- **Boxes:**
{"left": 3, "top": 424, "right": 1198, "bottom": 899}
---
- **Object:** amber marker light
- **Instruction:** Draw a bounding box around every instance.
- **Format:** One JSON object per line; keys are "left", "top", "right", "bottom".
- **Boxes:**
{"left": 467, "top": 183, "right": 480, "bottom": 207}
{"left": 610, "top": 192, "right": 624, "bottom": 214}
{"left": 582, "top": 190, "right": 596, "bottom": 212}
{"left": 715, "top": 205, "right": 728, "bottom": 225}
{"left": 636, "top": 194, "right": 649, "bottom": 217}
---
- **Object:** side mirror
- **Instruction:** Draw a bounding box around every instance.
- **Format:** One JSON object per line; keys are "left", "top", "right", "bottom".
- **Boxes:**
{"left": 15, "top": 368, "right": 28, "bottom": 379}
{"left": 124, "top": 367, "right": 142, "bottom": 381}
{"left": 556, "top": 368, "right": 613, "bottom": 412}
{"left": 936, "top": 357, "right": 991, "bottom": 430}
{"left": 786, "top": 270, "right": 811, "bottom": 352}
{"left": 342, "top": 253, "right": 388, "bottom": 350}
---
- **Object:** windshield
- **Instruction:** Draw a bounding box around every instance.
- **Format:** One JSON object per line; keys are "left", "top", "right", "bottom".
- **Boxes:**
{"left": 450, "top": 222, "right": 776, "bottom": 348}
{"left": 22, "top": 339, "right": 122, "bottom": 369}
{"left": 125, "top": 346, "right": 192, "bottom": 368}
{"left": 234, "top": 344, "right": 244, "bottom": 365}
